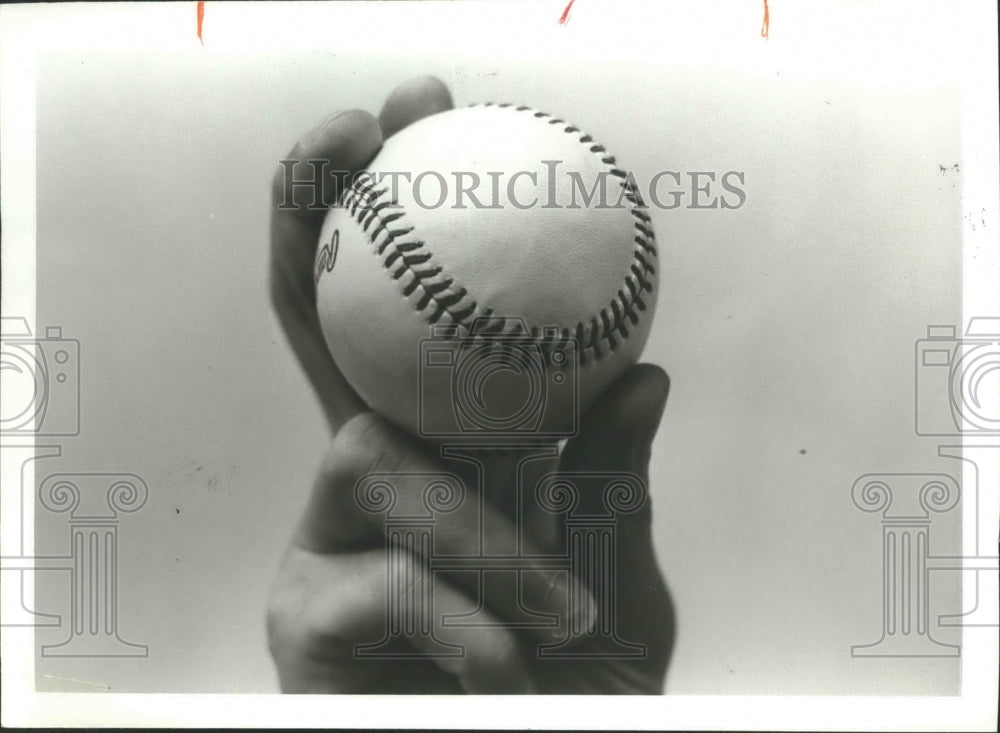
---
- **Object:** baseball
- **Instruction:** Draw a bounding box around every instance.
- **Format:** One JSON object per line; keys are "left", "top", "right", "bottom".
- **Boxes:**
{"left": 315, "top": 103, "right": 658, "bottom": 440}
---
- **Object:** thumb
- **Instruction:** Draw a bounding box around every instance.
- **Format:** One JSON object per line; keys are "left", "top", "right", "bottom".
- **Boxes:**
{"left": 556, "top": 364, "right": 675, "bottom": 674}
{"left": 561, "top": 363, "right": 670, "bottom": 474}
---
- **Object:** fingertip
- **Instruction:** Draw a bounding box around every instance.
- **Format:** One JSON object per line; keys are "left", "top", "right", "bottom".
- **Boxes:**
{"left": 629, "top": 363, "right": 670, "bottom": 409}
{"left": 274, "top": 109, "right": 382, "bottom": 211}
{"left": 586, "top": 363, "right": 670, "bottom": 434}
{"left": 327, "top": 412, "right": 396, "bottom": 474}
{"left": 296, "top": 108, "right": 382, "bottom": 158}
{"left": 561, "top": 363, "right": 670, "bottom": 473}
{"left": 459, "top": 633, "right": 534, "bottom": 695}
{"left": 379, "top": 75, "right": 454, "bottom": 138}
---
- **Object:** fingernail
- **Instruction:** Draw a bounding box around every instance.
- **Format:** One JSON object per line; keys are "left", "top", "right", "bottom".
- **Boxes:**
{"left": 299, "top": 110, "right": 348, "bottom": 150}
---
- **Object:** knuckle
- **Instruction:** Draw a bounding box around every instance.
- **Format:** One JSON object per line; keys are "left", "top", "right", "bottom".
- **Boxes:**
{"left": 268, "top": 264, "right": 296, "bottom": 317}
{"left": 328, "top": 412, "right": 381, "bottom": 464}
{"left": 316, "top": 413, "right": 404, "bottom": 496}
{"left": 330, "top": 412, "right": 404, "bottom": 475}
{"left": 301, "top": 413, "right": 408, "bottom": 542}
{"left": 460, "top": 631, "right": 528, "bottom": 692}
{"left": 265, "top": 604, "right": 297, "bottom": 664}
{"left": 336, "top": 411, "right": 385, "bottom": 447}
{"left": 267, "top": 552, "right": 380, "bottom": 662}
{"left": 265, "top": 575, "right": 302, "bottom": 660}
{"left": 264, "top": 597, "right": 283, "bottom": 651}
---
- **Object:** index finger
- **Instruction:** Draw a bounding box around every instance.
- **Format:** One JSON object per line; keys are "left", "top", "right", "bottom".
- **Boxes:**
{"left": 270, "top": 109, "right": 382, "bottom": 432}
{"left": 269, "top": 77, "right": 453, "bottom": 434}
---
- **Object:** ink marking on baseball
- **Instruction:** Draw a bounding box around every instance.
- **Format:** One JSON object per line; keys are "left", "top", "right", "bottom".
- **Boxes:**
{"left": 314, "top": 229, "right": 340, "bottom": 287}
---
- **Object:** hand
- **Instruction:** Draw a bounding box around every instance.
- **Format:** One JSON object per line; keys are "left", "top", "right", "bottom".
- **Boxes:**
{"left": 267, "top": 76, "right": 675, "bottom": 693}
{"left": 266, "top": 363, "right": 675, "bottom": 694}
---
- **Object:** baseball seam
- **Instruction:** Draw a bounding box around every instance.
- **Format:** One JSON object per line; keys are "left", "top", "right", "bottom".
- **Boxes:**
{"left": 336, "top": 102, "right": 657, "bottom": 367}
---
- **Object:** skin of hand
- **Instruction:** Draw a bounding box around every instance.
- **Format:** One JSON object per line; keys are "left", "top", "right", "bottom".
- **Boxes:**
{"left": 267, "top": 76, "right": 676, "bottom": 693}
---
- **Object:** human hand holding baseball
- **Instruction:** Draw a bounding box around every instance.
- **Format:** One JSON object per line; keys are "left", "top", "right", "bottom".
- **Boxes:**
{"left": 266, "top": 366, "right": 675, "bottom": 693}
{"left": 267, "top": 77, "right": 675, "bottom": 693}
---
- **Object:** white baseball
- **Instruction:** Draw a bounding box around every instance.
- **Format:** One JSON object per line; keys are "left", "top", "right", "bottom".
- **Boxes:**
{"left": 315, "top": 103, "right": 658, "bottom": 439}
